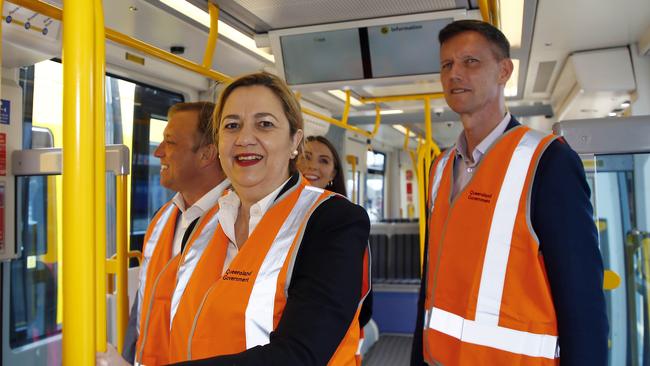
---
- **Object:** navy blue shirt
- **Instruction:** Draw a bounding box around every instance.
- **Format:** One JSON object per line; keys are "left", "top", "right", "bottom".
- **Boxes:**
{"left": 411, "top": 119, "right": 609, "bottom": 365}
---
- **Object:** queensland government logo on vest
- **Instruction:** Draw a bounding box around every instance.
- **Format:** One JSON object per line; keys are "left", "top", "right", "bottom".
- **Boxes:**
{"left": 467, "top": 190, "right": 493, "bottom": 204}
{"left": 223, "top": 269, "right": 253, "bottom": 282}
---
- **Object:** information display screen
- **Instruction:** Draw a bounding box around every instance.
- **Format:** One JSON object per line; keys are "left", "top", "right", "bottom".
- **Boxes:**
{"left": 278, "top": 17, "right": 454, "bottom": 85}
{"left": 280, "top": 29, "right": 365, "bottom": 85}
{"left": 367, "top": 18, "right": 452, "bottom": 78}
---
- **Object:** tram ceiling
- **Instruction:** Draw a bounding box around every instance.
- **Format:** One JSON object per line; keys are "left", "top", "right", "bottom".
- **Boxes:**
{"left": 201, "top": 0, "right": 537, "bottom": 104}
{"left": 206, "top": 0, "right": 469, "bottom": 32}
{"left": 340, "top": 103, "right": 554, "bottom": 126}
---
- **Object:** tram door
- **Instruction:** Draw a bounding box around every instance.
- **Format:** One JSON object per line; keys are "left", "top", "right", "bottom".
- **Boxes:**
{"left": 2, "top": 60, "right": 182, "bottom": 365}
{"left": 556, "top": 117, "right": 650, "bottom": 366}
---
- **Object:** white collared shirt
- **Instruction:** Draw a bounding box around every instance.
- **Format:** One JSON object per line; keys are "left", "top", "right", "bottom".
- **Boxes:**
{"left": 217, "top": 178, "right": 291, "bottom": 274}
{"left": 452, "top": 113, "right": 511, "bottom": 201}
{"left": 171, "top": 179, "right": 230, "bottom": 256}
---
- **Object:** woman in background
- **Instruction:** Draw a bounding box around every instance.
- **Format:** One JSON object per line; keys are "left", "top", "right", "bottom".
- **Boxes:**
{"left": 299, "top": 136, "right": 347, "bottom": 196}
{"left": 298, "top": 135, "right": 373, "bottom": 363}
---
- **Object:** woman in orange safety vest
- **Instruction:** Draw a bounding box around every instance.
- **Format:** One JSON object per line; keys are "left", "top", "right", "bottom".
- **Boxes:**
{"left": 170, "top": 72, "right": 370, "bottom": 366}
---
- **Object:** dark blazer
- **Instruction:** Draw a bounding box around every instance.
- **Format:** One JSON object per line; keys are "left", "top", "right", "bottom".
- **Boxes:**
{"left": 411, "top": 117, "right": 609, "bottom": 365}
{"left": 174, "top": 173, "right": 371, "bottom": 366}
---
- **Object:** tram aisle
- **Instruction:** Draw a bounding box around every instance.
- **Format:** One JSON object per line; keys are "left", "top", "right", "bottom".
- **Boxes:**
{"left": 365, "top": 221, "right": 420, "bottom": 366}
{"left": 363, "top": 335, "right": 413, "bottom": 366}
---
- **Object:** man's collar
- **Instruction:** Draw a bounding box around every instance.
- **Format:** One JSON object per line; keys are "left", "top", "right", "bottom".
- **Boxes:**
{"left": 454, "top": 112, "right": 512, "bottom": 162}
{"left": 172, "top": 178, "right": 230, "bottom": 213}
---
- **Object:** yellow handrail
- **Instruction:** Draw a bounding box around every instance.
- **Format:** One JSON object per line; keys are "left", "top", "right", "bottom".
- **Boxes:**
{"left": 15, "top": 0, "right": 392, "bottom": 139}
{"left": 301, "top": 90, "right": 380, "bottom": 138}
{"left": 417, "top": 98, "right": 442, "bottom": 268}
{"left": 94, "top": 0, "right": 107, "bottom": 353}
{"left": 345, "top": 155, "right": 359, "bottom": 202}
{"left": 488, "top": 0, "right": 500, "bottom": 29}
{"left": 361, "top": 91, "right": 444, "bottom": 254}
{"left": 359, "top": 92, "right": 445, "bottom": 104}
{"left": 478, "top": 0, "right": 500, "bottom": 27}
{"left": 403, "top": 128, "right": 420, "bottom": 176}
{"left": 62, "top": 0, "right": 98, "bottom": 363}
{"left": 115, "top": 175, "right": 129, "bottom": 353}
{"left": 478, "top": 0, "right": 490, "bottom": 23}
{"left": 14, "top": 0, "right": 232, "bottom": 83}
{"left": 201, "top": 3, "right": 219, "bottom": 69}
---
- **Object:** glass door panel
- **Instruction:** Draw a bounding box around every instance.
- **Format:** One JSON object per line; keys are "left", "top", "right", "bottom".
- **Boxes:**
{"left": 591, "top": 153, "right": 650, "bottom": 366}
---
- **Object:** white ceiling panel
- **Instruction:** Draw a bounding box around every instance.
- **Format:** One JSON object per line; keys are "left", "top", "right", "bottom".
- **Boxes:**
{"left": 229, "top": 0, "right": 458, "bottom": 29}
{"left": 361, "top": 80, "right": 443, "bottom": 97}
{"left": 525, "top": 0, "right": 650, "bottom": 100}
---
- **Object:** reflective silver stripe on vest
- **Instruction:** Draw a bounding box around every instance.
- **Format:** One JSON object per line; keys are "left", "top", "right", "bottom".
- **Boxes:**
{"left": 428, "top": 149, "right": 453, "bottom": 215}
{"left": 475, "top": 129, "right": 545, "bottom": 325}
{"left": 169, "top": 209, "right": 220, "bottom": 329}
{"left": 244, "top": 185, "right": 327, "bottom": 349}
{"left": 424, "top": 129, "right": 558, "bottom": 359}
{"left": 424, "top": 307, "right": 558, "bottom": 359}
{"left": 136, "top": 202, "right": 176, "bottom": 334}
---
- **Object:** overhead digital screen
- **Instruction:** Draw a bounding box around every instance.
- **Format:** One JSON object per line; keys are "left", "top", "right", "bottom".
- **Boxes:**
{"left": 280, "top": 29, "right": 365, "bottom": 85}
{"left": 367, "top": 18, "right": 453, "bottom": 78}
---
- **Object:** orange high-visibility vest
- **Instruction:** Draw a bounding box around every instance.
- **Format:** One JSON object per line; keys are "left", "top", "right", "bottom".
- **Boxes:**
{"left": 356, "top": 246, "right": 371, "bottom": 366}
{"left": 135, "top": 203, "right": 224, "bottom": 365}
{"left": 423, "top": 126, "right": 561, "bottom": 365}
{"left": 135, "top": 201, "right": 178, "bottom": 343}
{"left": 182, "top": 180, "right": 365, "bottom": 365}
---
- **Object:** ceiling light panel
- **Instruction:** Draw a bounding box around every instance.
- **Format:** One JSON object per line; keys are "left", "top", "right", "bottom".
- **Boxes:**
{"left": 159, "top": 0, "right": 275, "bottom": 62}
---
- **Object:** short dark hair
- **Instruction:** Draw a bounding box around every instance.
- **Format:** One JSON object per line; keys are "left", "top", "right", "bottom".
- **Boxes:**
{"left": 168, "top": 101, "right": 216, "bottom": 151}
{"left": 304, "top": 135, "right": 347, "bottom": 196}
{"left": 213, "top": 72, "right": 304, "bottom": 174}
{"left": 439, "top": 20, "right": 510, "bottom": 59}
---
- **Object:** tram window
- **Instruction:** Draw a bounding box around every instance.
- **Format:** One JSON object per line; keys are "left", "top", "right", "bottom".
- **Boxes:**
{"left": 366, "top": 151, "right": 386, "bottom": 221}
{"left": 26, "top": 59, "right": 182, "bottom": 254}
{"left": 11, "top": 176, "right": 60, "bottom": 348}
{"left": 8, "top": 60, "right": 183, "bottom": 348}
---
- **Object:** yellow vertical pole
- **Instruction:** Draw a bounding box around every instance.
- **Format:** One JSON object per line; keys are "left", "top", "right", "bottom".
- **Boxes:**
{"left": 94, "top": 0, "right": 107, "bottom": 353}
{"left": 201, "top": 3, "right": 219, "bottom": 68}
{"left": 423, "top": 98, "right": 433, "bottom": 178}
{"left": 115, "top": 175, "right": 129, "bottom": 353}
{"left": 417, "top": 144, "right": 427, "bottom": 269}
{"left": 340, "top": 90, "right": 351, "bottom": 126}
{"left": 418, "top": 98, "right": 433, "bottom": 268}
{"left": 62, "top": 0, "right": 97, "bottom": 363}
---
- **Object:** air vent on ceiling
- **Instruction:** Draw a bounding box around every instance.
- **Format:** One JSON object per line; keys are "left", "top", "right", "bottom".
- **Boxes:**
{"left": 532, "top": 61, "right": 556, "bottom": 93}
{"left": 551, "top": 47, "right": 635, "bottom": 121}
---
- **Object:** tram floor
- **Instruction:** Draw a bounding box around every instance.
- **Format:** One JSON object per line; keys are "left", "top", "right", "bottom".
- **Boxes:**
{"left": 363, "top": 334, "right": 413, "bottom": 366}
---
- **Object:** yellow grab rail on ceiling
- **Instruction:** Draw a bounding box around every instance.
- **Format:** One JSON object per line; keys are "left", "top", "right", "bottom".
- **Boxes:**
{"left": 62, "top": 0, "right": 99, "bottom": 363}
{"left": 301, "top": 90, "right": 381, "bottom": 138}
{"left": 15, "top": 0, "right": 232, "bottom": 83}
{"left": 478, "top": 0, "right": 501, "bottom": 28}
{"left": 403, "top": 127, "right": 420, "bottom": 178}
{"left": 94, "top": 0, "right": 107, "bottom": 353}
{"left": 202, "top": 3, "right": 219, "bottom": 69}
{"left": 359, "top": 92, "right": 445, "bottom": 104}
{"left": 345, "top": 155, "right": 359, "bottom": 203}
{"left": 360, "top": 92, "right": 444, "bottom": 262}
{"left": 16, "top": 0, "right": 389, "bottom": 139}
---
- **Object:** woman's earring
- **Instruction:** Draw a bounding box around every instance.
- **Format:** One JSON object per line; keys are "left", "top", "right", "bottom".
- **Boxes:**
{"left": 290, "top": 150, "right": 298, "bottom": 159}
{"left": 328, "top": 180, "right": 333, "bottom": 187}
